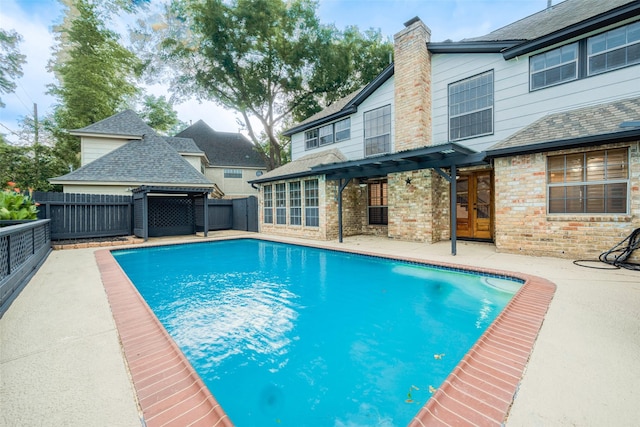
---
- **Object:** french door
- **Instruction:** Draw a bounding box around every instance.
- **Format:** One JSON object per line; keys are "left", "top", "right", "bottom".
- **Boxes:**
{"left": 455, "top": 171, "right": 493, "bottom": 240}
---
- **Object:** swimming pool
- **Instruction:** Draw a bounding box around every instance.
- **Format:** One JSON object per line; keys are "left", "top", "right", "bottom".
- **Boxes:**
{"left": 112, "top": 239, "right": 523, "bottom": 426}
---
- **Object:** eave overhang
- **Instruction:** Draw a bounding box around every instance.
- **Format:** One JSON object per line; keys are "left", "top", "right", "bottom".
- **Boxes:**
{"left": 69, "top": 131, "right": 143, "bottom": 140}
{"left": 486, "top": 128, "right": 640, "bottom": 158}
{"left": 428, "top": 40, "right": 521, "bottom": 54}
{"left": 502, "top": 1, "right": 640, "bottom": 60}
{"left": 282, "top": 64, "right": 395, "bottom": 137}
{"left": 131, "top": 185, "right": 213, "bottom": 195}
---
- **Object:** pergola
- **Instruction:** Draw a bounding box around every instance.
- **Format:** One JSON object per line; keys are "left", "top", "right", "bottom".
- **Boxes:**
{"left": 132, "top": 186, "right": 212, "bottom": 241}
{"left": 310, "top": 143, "right": 488, "bottom": 255}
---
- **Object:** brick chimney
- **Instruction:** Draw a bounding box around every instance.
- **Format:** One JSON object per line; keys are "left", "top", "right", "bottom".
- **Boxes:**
{"left": 393, "top": 17, "right": 432, "bottom": 151}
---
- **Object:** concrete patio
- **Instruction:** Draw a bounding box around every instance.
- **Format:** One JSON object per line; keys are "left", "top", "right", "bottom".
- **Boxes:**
{"left": 1, "top": 231, "right": 639, "bottom": 426}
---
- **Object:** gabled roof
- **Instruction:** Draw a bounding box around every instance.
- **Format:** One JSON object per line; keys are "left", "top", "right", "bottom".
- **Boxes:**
{"left": 50, "top": 132, "right": 213, "bottom": 186}
{"left": 282, "top": 64, "right": 395, "bottom": 137}
{"left": 462, "top": 0, "right": 639, "bottom": 59}
{"left": 175, "top": 120, "right": 266, "bottom": 168}
{"left": 250, "top": 148, "right": 348, "bottom": 184}
{"left": 70, "top": 109, "right": 155, "bottom": 137}
{"left": 487, "top": 96, "right": 640, "bottom": 157}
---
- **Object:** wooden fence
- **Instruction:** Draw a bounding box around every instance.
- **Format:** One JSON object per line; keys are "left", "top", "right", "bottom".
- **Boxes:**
{"left": 34, "top": 192, "right": 133, "bottom": 240}
{"left": 33, "top": 192, "right": 258, "bottom": 241}
{"left": 0, "top": 219, "right": 51, "bottom": 317}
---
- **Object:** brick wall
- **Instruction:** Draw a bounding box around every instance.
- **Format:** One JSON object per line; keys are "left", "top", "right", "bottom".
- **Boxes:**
{"left": 387, "top": 170, "right": 450, "bottom": 243}
{"left": 494, "top": 142, "right": 640, "bottom": 260}
{"left": 394, "top": 18, "right": 432, "bottom": 151}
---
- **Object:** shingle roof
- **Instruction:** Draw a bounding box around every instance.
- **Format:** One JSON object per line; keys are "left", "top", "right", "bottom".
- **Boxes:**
{"left": 175, "top": 120, "right": 266, "bottom": 168}
{"left": 464, "top": 0, "right": 635, "bottom": 42}
{"left": 70, "top": 109, "right": 156, "bottom": 136}
{"left": 295, "top": 89, "right": 362, "bottom": 127}
{"left": 250, "top": 148, "right": 348, "bottom": 183}
{"left": 164, "top": 136, "right": 204, "bottom": 155}
{"left": 51, "top": 132, "right": 213, "bottom": 186}
{"left": 487, "top": 96, "right": 640, "bottom": 154}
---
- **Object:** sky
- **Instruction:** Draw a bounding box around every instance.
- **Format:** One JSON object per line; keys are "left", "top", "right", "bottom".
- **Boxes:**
{"left": 0, "top": 0, "right": 551, "bottom": 143}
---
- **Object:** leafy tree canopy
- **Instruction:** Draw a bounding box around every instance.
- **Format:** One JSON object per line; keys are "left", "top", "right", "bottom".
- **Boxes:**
{"left": 134, "top": 94, "right": 188, "bottom": 135}
{"left": 132, "top": 0, "right": 393, "bottom": 170}
{"left": 48, "top": 0, "right": 143, "bottom": 169}
{"left": 0, "top": 28, "right": 27, "bottom": 108}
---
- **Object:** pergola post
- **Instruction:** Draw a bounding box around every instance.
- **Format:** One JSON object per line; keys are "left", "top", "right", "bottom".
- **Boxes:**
{"left": 203, "top": 192, "right": 209, "bottom": 237}
{"left": 337, "top": 178, "right": 351, "bottom": 243}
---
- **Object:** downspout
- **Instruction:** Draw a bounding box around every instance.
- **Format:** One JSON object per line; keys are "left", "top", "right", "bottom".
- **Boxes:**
{"left": 337, "top": 178, "right": 352, "bottom": 243}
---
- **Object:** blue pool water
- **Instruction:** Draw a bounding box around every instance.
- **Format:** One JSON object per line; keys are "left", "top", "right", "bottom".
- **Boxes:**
{"left": 112, "top": 239, "right": 521, "bottom": 426}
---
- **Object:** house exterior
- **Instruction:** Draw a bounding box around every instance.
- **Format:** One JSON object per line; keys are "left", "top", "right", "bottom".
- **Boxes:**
{"left": 50, "top": 110, "right": 214, "bottom": 195}
{"left": 175, "top": 120, "right": 268, "bottom": 198}
{"left": 250, "top": 0, "right": 640, "bottom": 259}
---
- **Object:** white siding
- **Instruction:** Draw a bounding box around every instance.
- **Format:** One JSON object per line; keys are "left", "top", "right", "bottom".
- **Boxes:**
{"left": 62, "top": 184, "right": 133, "bottom": 195}
{"left": 81, "top": 136, "right": 131, "bottom": 166}
{"left": 432, "top": 46, "right": 640, "bottom": 153}
{"left": 182, "top": 154, "right": 204, "bottom": 173}
{"left": 291, "top": 77, "right": 395, "bottom": 161}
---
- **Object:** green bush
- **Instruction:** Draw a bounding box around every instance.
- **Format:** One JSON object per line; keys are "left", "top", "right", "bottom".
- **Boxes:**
{"left": 0, "top": 182, "right": 39, "bottom": 220}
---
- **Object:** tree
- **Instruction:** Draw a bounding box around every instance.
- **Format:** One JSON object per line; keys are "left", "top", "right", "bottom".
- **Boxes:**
{"left": 0, "top": 116, "right": 67, "bottom": 192}
{"left": 135, "top": 94, "right": 187, "bottom": 135}
{"left": 0, "top": 29, "right": 27, "bottom": 108}
{"left": 134, "top": 0, "right": 393, "bottom": 170}
{"left": 48, "top": 0, "right": 142, "bottom": 169}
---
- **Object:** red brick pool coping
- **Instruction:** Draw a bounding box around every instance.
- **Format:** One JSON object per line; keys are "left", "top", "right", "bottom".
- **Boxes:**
{"left": 96, "top": 238, "right": 556, "bottom": 427}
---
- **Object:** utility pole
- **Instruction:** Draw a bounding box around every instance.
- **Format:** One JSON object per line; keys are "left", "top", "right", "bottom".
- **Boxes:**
{"left": 33, "top": 103, "right": 40, "bottom": 190}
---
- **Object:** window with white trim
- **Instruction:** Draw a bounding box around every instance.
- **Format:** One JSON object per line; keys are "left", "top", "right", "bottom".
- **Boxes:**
{"left": 547, "top": 148, "right": 628, "bottom": 214}
{"left": 263, "top": 185, "right": 273, "bottom": 223}
{"left": 530, "top": 43, "right": 578, "bottom": 90}
{"left": 319, "top": 124, "right": 334, "bottom": 145}
{"left": 275, "top": 183, "right": 286, "bottom": 224}
{"left": 303, "top": 118, "right": 351, "bottom": 151}
{"left": 335, "top": 118, "right": 351, "bottom": 141}
{"left": 305, "top": 129, "right": 318, "bottom": 150}
{"left": 588, "top": 21, "right": 640, "bottom": 75}
{"left": 364, "top": 105, "right": 391, "bottom": 156}
{"left": 289, "top": 181, "right": 301, "bottom": 225}
{"left": 448, "top": 71, "right": 493, "bottom": 141}
{"left": 304, "top": 179, "right": 319, "bottom": 227}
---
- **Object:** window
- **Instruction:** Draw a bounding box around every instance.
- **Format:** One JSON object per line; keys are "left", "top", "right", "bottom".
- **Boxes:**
{"left": 368, "top": 180, "right": 388, "bottom": 225}
{"left": 319, "top": 124, "right": 334, "bottom": 145}
{"left": 547, "top": 148, "right": 628, "bottom": 214}
{"left": 588, "top": 21, "right": 640, "bottom": 75}
{"left": 364, "top": 105, "right": 391, "bottom": 156}
{"left": 263, "top": 185, "right": 273, "bottom": 223}
{"left": 449, "top": 71, "right": 493, "bottom": 141}
{"left": 304, "top": 179, "right": 319, "bottom": 227}
{"left": 304, "top": 118, "right": 351, "bottom": 151}
{"left": 275, "top": 183, "right": 286, "bottom": 224}
{"left": 335, "top": 118, "right": 351, "bottom": 142}
{"left": 289, "top": 181, "right": 302, "bottom": 225}
{"left": 305, "top": 129, "right": 318, "bottom": 150}
{"left": 224, "top": 168, "right": 242, "bottom": 178}
{"left": 530, "top": 43, "right": 578, "bottom": 90}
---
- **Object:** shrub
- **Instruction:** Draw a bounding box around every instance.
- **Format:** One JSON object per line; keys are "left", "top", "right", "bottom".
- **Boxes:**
{"left": 0, "top": 182, "right": 39, "bottom": 220}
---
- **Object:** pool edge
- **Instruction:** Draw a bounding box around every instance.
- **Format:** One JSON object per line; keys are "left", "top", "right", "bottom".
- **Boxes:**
{"left": 96, "top": 238, "right": 556, "bottom": 427}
